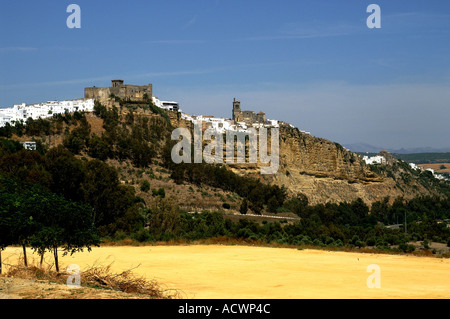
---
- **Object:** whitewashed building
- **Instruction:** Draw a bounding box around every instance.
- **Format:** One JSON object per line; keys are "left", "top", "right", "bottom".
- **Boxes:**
{"left": 363, "top": 155, "right": 386, "bottom": 165}
{"left": 21, "top": 141, "right": 37, "bottom": 150}
{"left": 152, "top": 96, "right": 181, "bottom": 112}
{"left": 0, "top": 99, "right": 94, "bottom": 127}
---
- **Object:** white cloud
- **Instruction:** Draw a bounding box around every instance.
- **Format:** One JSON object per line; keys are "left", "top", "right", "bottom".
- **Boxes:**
{"left": 0, "top": 47, "right": 37, "bottom": 52}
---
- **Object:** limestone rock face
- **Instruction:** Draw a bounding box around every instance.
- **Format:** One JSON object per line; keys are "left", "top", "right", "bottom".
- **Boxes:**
{"left": 377, "top": 150, "right": 397, "bottom": 165}
{"left": 264, "top": 125, "right": 436, "bottom": 205}
{"left": 168, "top": 114, "right": 437, "bottom": 205}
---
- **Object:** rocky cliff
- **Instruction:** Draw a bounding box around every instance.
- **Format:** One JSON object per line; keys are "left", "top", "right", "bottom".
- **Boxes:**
{"left": 265, "top": 125, "right": 441, "bottom": 205}
{"left": 168, "top": 111, "right": 440, "bottom": 205}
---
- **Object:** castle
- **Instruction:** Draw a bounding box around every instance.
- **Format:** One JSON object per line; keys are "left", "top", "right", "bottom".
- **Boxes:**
{"left": 232, "top": 98, "right": 266, "bottom": 125}
{"left": 84, "top": 79, "right": 153, "bottom": 103}
{"left": 84, "top": 80, "right": 271, "bottom": 127}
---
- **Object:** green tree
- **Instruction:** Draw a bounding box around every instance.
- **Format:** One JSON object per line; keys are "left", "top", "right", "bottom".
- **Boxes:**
{"left": 148, "top": 197, "right": 180, "bottom": 238}
{"left": 351, "top": 198, "right": 369, "bottom": 221}
{"left": 45, "top": 146, "right": 86, "bottom": 203}
{"left": 240, "top": 198, "right": 248, "bottom": 215}
{"left": 0, "top": 180, "right": 38, "bottom": 267}
{"left": 0, "top": 149, "right": 52, "bottom": 189}
{"left": 140, "top": 180, "right": 150, "bottom": 192}
{"left": 63, "top": 123, "right": 91, "bottom": 155}
{"left": 130, "top": 139, "right": 154, "bottom": 168}
{"left": 87, "top": 134, "right": 110, "bottom": 161}
{"left": 27, "top": 187, "right": 99, "bottom": 273}
{"left": 267, "top": 196, "right": 279, "bottom": 213}
{"left": 82, "top": 159, "right": 142, "bottom": 236}
{"left": 249, "top": 201, "right": 263, "bottom": 215}
{"left": 0, "top": 184, "right": 18, "bottom": 273}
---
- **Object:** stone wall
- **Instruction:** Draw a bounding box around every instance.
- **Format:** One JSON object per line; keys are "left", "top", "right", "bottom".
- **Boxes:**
{"left": 84, "top": 87, "right": 110, "bottom": 101}
{"left": 85, "top": 80, "right": 152, "bottom": 104}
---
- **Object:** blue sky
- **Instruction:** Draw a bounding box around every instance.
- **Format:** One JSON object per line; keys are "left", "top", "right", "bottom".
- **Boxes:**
{"left": 0, "top": 0, "right": 449, "bottom": 150}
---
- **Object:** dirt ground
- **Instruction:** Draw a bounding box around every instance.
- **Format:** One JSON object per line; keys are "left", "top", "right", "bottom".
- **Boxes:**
{"left": 0, "top": 277, "right": 155, "bottom": 299}
{"left": 1, "top": 245, "right": 449, "bottom": 299}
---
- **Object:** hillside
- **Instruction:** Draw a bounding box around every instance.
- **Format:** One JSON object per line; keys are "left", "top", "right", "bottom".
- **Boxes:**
{"left": 3, "top": 99, "right": 448, "bottom": 210}
{"left": 168, "top": 111, "right": 447, "bottom": 206}
{"left": 264, "top": 126, "right": 445, "bottom": 205}
{"left": 1, "top": 99, "right": 449, "bottom": 258}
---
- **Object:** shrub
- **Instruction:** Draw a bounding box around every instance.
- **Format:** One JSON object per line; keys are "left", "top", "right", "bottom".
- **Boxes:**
{"left": 313, "top": 238, "right": 324, "bottom": 247}
{"left": 398, "top": 242, "right": 415, "bottom": 253}
{"left": 140, "top": 180, "right": 150, "bottom": 192}
{"left": 267, "top": 196, "right": 279, "bottom": 213}
{"left": 332, "top": 239, "right": 344, "bottom": 247}
{"left": 131, "top": 228, "right": 150, "bottom": 242}
{"left": 152, "top": 187, "right": 165, "bottom": 198}
{"left": 222, "top": 203, "right": 231, "bottom": 209}
{"left": 366, "top": 236, "right": 376, "bottom": 246}
{"left": 421, "top": 239, "right": 430, "bottom": 250}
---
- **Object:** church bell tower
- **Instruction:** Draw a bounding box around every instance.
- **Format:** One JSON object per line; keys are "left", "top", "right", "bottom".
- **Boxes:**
{"left": 232, "top": 98, "right": 242, "bottom": 122}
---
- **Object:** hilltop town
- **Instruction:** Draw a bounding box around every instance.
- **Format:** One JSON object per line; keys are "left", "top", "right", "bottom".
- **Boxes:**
{"left": 0, "top": 99, "right": 95, "bottom": 127}
{"left": 0, "top": 79, "right": 293, "bottom": 135}
{"left": 0, "top": 79, "right": 447, "bottom": 184}
{"left": 84, "top": 79, "right": 283, "bottom": 134}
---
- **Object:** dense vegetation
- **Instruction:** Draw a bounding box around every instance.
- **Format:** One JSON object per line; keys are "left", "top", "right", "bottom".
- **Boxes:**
{"left": 126, "top": 194, "right": 450, "bottom": 256}
{"left": 0, "top": 138, "right": 145, "bottom": 272}
{"left": 163, "top": 161, "right": 288, "bottom": 215}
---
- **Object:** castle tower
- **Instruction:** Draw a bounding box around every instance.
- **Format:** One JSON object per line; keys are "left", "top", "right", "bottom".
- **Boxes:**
{"left": 232, "top": 97, "right": 242, "bottom": 122}
{"left": 111, "top": 79, "right": 124, "bottom": 88}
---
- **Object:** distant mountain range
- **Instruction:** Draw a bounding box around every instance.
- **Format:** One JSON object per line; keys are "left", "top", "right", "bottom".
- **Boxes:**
{"left": 343, "top": 143, "right": 450, "bottom": 154}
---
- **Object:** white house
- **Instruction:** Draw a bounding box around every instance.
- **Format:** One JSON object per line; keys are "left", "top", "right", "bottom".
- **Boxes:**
{"left": 409, "top": 163, "right": 421, "bottom": 170}
{"left": 363, "top": 155, "right": 386, "bottom": 165}
{"left": 152, "top": 96, "right": 181, "bottom": 112}
{"left": 21, "top": 141, "right": 37, "bottom": 150}
{"left": 0, "top": 99, "right": 94, "bottom": 127}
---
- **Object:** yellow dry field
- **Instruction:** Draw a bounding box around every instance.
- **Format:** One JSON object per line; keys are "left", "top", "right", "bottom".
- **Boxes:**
{"left": 419, "top": 163, "right": 450, "bottom": 174}
{"left": 2, "top": 245, "right": 450, "bottom": 299}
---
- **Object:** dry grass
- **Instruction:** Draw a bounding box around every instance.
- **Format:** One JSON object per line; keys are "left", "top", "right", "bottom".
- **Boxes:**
{"left": 1, "top": 255, "right": 179, "bottom": 299}
{"left": 80, "top": 261, "right": 180, "bottom": 298}
{"left": 97, "top": 236, "right": 450, "bottom": 259}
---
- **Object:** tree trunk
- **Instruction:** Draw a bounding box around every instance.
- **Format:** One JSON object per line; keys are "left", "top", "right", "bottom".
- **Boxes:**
{"left": 53, "top": 246, "right": 59, "bottom": 273}
{"left": 40, "top": 251, "right": 44, "bottom": 267}
{"left": 22, "top": 243, "right": 28, "bottom": 267}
